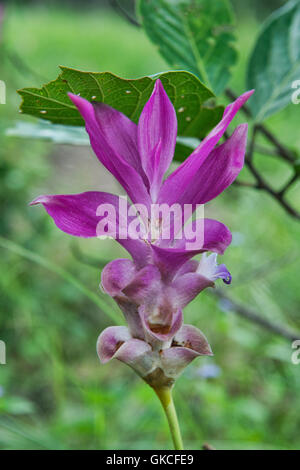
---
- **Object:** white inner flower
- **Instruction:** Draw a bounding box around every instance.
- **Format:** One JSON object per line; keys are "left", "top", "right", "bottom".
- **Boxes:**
{"left": 197, "top": 253, "right": 220, "bottom": 281}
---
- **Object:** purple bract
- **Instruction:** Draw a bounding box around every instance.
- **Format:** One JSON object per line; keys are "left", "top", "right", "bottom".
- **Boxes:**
{"left": 30, "top": 80, "right": 253, "bottom": 387}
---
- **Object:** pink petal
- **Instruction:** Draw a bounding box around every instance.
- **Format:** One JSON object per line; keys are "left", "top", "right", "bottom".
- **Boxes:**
{"left": 114, "top": 296, "right": 144, "bottom": 339}
{"left": 30, "top": 191, "right": 121, "bottom": 237}
{"left": 97, "top": 327, "right": 154, "bottom": 377}
{"left": 101, "top": 260, "right": 154, "bottom": 339}
{"left": 118, "top": 238, "right": 152, "bottom": 270}
{"left": 174, "top": 218, "right": 232, "bottom": 253}
{"left": 96, "top": 325, "right": 131, "bottom": 363}
{"left": 30, "top": 191, "right": 149, "bottom": 266}
{"left": 138, "top": 80, "right": 177, "bottom": 201}
{"left": 140, "top": 306, "right": 183, "bottom": 344}
{"left": 101, "top": 259, "right": 137, "bottom": 297}
{"left": 68, "top": 93, "right": 151, "bottom": 208}
{"left": 114, "top": 339, "right": 154, "bottom": 377}
{"left": 152, "top": 218, "right": 232, "bottom": 279}
{"left": 122, "top": 264, "right": 161, "bottom": 303}
{"left": 93, "top": 103, "right": 146, "bottom": 180}
{"left": 171, "top": 273, "right": 214, "bottom": 309}
{"left": 175, "top": 260, "right": 199, "bottom": 277}
{"left": 173, "top": 324, "right": 213, "bottom": 355}
{"left": 197, "top": 253, "right": 232, "bottom": 285}
{"left": 160, "top": 325, "right": 213, "bottom": 377}
{"left": 158, "top": 91, "right": 254, "bottom": 206}
{"left": 176, "top": 124, "right": 248, "bottom": 206}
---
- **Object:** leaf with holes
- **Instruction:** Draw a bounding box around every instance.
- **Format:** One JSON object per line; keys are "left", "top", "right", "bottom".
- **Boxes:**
{"left": 18, "top": 67, "right": 223, "bottom": 139}
{"left": 247, "top": 0, "right": 300, "bottom": 122}
{"left": 139, "top": 0, "right": 237, "bottom": 95}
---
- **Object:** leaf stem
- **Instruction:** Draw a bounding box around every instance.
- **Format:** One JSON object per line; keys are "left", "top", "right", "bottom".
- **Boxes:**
{"left": 154, "top": 387, "right": 184, "bottom": 450}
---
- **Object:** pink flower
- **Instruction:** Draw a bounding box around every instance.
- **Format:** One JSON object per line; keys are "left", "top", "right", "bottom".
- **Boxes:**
{"left": 30, "top": 80, "right": 253, "bottom": 386}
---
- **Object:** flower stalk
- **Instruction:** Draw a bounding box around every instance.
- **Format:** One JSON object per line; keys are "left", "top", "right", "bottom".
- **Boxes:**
{"left": 154, "top": 386, "right": 184, "bottom": 450}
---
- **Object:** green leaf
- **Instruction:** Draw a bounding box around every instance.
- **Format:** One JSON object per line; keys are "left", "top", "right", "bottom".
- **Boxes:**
{"left": 0, "top": 397, "right": 35, "bottom": 415}
{"left": 18, "top": 67, "right": 223, "bottom": 139}
{"left": 6, "top": 121, "right": 89, "bottom": 145}
{"left": 139, "top": 0, "right": 237, "bottom": 95}
{"left": 247, "top": 0, "right": 300, "bottom": 122}
{"left": 174, "top": 136, "right": 200, "bottom": 162}
{"left": 6, "top": 121, "right": 198, "bottom": 163}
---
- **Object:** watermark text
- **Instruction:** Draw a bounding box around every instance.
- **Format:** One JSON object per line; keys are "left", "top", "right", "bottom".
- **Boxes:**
{"left": 291, "top": 80, "right": 300, "bottom": 104}
{"left": 95, "top": 197, "right": 205, "bottom": 250}
{"left": 0, "top": 340, "right": 6, "bottom": 365}
{"left": 0, "top": 80, "right": 6, "bottom": 104}
{"left": 291, "top": 340, "right": 300, "bottom": 365}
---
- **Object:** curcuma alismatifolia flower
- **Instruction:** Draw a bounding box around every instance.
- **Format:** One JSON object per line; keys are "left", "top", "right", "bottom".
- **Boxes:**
{"left": 30, "top": 80, "right": 254, "bottom": 389}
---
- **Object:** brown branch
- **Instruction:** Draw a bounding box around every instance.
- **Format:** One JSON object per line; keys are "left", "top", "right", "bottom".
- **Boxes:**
{"left": 254, "top": 144, "right": 283, "bottom": 158}
{"left": 225, "top": 88, "right": 296, "bottom": 164}
{"left": 278, "top": 173, "right": 298, "bottom": 197}
{"left": 213, "top": 289, "right": 300, "bottom": 342}
{"left": 231, "top": 253, "right": 296, "bottom": 286}
{"left": 233, "top": 180, "right": 258, "bottom": 189}
{"left": 256, "top": 124, "right": 296, "bottom": 164}
{"left": 109, "top": 0, "right": 141, "bottom": 27}
{"left": 244, "top": 157, "right": 300, "bottom": 220}
{"left": 203, "top": 442, "right": 216, "bottom": 450}
{"left": 225, "top": 88, "right": 300, "bottom": 220}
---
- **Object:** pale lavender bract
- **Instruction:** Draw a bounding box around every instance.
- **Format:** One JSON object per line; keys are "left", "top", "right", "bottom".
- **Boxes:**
{"left": 30, "top": 80, "right": 253, "bottom": 387}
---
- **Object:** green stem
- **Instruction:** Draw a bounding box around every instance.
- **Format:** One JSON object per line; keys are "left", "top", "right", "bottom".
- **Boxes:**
{"left": 154, "top": 387, "right": 184, "bottom": 450}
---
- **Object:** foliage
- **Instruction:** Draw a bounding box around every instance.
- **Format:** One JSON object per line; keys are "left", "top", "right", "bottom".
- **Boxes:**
{"left": 0, "top": 1, "right": 299, "bottom": 450}
{"left": 139, "top": 0, "right": 237, "bottom": 95}
{"left": 18, "top": 68, "right": 223, "bottom": 139}
{"left": 247, "top": 0, "right": 300, "bottom": 121}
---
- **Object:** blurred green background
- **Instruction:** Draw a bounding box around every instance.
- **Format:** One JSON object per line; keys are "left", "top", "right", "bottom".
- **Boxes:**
{"left": 0, "top": 0, "right": 299, "bottom": 450}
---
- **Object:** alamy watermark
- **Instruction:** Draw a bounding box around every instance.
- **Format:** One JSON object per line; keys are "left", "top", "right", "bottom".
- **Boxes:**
{"left": 95, "top": 197, "right": 205, "bottom": 250}
{"left": 291, "top": 340, "right": 300, "bottom": 365}
{"left": 0, "top": 80, "right": 6, "bottom": 104}
{"left": 291, "top": 80, "right": 300, "bottom": 104}
{"left": 0, "top": 340, "right": 6, "bottom": 365}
